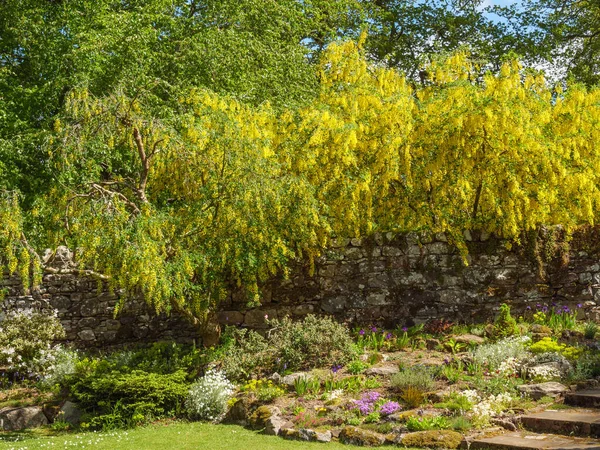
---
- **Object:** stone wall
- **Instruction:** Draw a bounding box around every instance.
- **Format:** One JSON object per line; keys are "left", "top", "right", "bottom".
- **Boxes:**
{"left": 0, "top": 248, "right": 198, "bottom": 347}
{"left": 218, "top": 230, "right": 600, "bottom": 330}
{"left": 3, "top": 230, "right": 600, "bottom": 347}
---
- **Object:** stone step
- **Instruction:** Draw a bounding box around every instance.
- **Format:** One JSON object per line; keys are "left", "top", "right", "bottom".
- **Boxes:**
{"left": 566, "top": 391, "right": 600, "bottom": 409}
{"left": 469, "top": 432, "right": 600, "bottom": 450}
{"left": 521, "top": 409, "right": 600, "bottom": 437}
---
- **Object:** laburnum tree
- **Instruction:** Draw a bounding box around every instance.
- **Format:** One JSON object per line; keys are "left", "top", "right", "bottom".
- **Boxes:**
{"left": 2, "top": 38, "right": 600, "bottom": 330}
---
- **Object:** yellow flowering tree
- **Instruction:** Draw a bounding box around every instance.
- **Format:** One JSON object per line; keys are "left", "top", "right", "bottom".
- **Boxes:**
{"left": 3, "top": 38, "right": 600, "bottom": 328}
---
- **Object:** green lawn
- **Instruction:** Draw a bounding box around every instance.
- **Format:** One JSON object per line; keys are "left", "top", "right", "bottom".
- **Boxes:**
{"left": 0, "top": 422, "right": 388, "bottom": 450}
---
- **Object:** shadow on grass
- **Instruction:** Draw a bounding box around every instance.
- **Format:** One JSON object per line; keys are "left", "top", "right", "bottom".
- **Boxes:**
{"left": 0, "top": 428, "right": 59, "bottom": 443}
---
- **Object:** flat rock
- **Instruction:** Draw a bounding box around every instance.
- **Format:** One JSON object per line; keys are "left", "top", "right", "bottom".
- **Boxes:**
{"left": 566, "top": 391, "right": 600, "bottom": 408}
{"left": 366, "top": 364, "right": 399, "bottom": 376}
{"left": 470, "top": 432, "right": 600, "bottom": 449}
{"left": 454, "top": 334, "right": 485, "bottom": 345}
{"left": 519, "top": 382, "right": 569, "bottom": 400}
{"left": 281, "top": 372, "right": 310, "bottom": 386}
{"left": 0, "top": 406, "right": 48, "bottom": 431}
{"left": 521, "top": 409, "right": 600, "bottom": 437}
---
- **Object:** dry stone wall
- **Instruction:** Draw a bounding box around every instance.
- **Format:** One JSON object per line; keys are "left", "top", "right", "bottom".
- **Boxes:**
{"left": 3, "top": 231, "right": 600, "bottom": 347}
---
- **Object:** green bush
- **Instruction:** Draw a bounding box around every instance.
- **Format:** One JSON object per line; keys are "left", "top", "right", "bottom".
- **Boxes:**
{"left": 219, "top": 315, "right": 356, "bottom": 380}
{"left": 70, "top": 369, "right": 189, "bottom": 429}
{"left": 269, "top": 315, "right": 356, "bottom": 372}
{"left": 391, "top": 366, "right": 436, "bottom": 392}
{"left": 494, "top": 303, "right": 519, "bottom": 337}
{"left": 219, "top": 328, "right": 274, "bottom": 380}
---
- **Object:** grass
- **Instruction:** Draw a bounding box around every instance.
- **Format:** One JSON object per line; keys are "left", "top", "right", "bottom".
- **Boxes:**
{"left": 0, "top": 422, "right": 416, "bottom": 450}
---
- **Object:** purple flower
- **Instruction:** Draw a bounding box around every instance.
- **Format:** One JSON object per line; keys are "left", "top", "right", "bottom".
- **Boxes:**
{"left": 359, "top": 329, "right": 365, "bottom": 336}
{"left": 331, "top": 364, "right": 343, "bottom": 373}
{"left": 526, "top": 306, "right": 531, "bottom": 310}
{"left": 402, "top": 327, "right": 408, "bottom": 332}
{"left": 380, "top": 401, "right": 401, "bottom": 416}
{"left": 578, "top": 303, "right": 583, "bottom": 308}
{"left": 386, "top": 333, "right": 393, "bottom": 340}
{"left": 371, "top": 326, "right": 378, "bottom": 333}
{"left": 563, "top": 306, "right": 570, "bottom": 313}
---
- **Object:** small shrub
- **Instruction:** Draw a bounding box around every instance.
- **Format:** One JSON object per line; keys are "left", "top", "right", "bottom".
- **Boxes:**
{"left": 346, "top": 359, "right": 369, "bottom": 375}
{"left": 72, "top": 369, "right": 189, "bottom": 429}
{"left": 401, "top": 386, "right": 426, "bottom": 408}
{"left": 529, "top": 337, "right": 583, "bottom": 360}
{"left": 494, "top": 303, "right": 519, "bottom": 337}
{"left": 39, "top": 346, "right": 79, "bottom": 388}
{"left": 450, "top": 416, "right": 472, "bottom": 431}
{"left": 584, "top": 322, "right": 598, "bottom": 340}
{"left": 270, "top": 315, "right": 356, "bottom": 371}
{"left": 471, "top": 336, "right": 530, "bottom": 370}
{"left": 242, "top": 379, "right": 284, "bottom": 402}
{"left": 364, "top": 411, "right": 381, "bottom": 423}
{"left": 391, "top": 366, "right": 436, "bottom": 392}
{"left": 0, "top": 309, "right": 65, "bottom": 375}
{"left": 406, "top": 415, "right": 450, "bottom": 431}
{"left": 219, "top": 328, "right": 274, "bottom": 381}
{"left": 186, "top": 369, "right": 235, "bottom": 421}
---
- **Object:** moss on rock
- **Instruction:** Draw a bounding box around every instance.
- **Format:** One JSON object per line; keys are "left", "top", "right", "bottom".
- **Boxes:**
{"left": 338, "top": 426, "right": 386, "bottom": 446}
{"left": 401, "top": 430, "right": 463, "bottom": 449}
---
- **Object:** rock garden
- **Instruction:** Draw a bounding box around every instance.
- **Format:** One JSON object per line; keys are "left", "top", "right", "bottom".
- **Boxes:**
{"left": 2, "top": 303, "right": 600, "bottom": 449}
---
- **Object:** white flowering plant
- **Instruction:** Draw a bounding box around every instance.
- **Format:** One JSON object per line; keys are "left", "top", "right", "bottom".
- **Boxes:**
{"left": 471, "top": 336, "right": 531, "bottom": 370}
{"left": 185, "top": 369, "right": 235, "bottom": 421}
{"left": 0, "top": 309, "right": 65, "bottom": 378}
{"left": 471, "top": 392, "right": 514, "bottom": 428}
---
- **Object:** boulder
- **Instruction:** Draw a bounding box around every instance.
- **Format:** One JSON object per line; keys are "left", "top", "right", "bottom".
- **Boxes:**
{"left": 224, "top": 396, "right": 253, "bottom": 425}
{"left": 60, "top": 401, "right": 83, "bottom": 425}
{"left": 366, "top": 365, "right": 399, "bottom": 376}
{"left": 400, "top": 430, "right": 463, "bottom": 449}
{"left": 454, "top": 334, "right": 485, "bottom": 345}
{"left": 249, "top": 405, "right": 280, "bottom": 429}
{"left": 264, "top": 415, "right": 293, "bottom": 436}
{"left": 518, "top": 382, "right": 568, "bottom": 400}
{"left": 279, "top": 427, "right": 332, "bottom": 442}
{"left": 339, "top": 426, "right": 386, "bottom": 446}
{"left": 0, "top": 406, "right": 49, "bottom": 431}
{"left": 281, "top": 372, "right": 310, "bottom": 387}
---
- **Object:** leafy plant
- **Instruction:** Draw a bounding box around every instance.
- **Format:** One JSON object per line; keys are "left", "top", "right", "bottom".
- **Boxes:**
{"left": 346, "top": 359, "right": 369, "bottom": 375}
{"left": 494, "top": 303, "right": 519, "bottom": 337}
{"left": 584, "top": 322, "right": 598, "bottom": 339}
{"left": 406, "top": 415, "right": 450, "bottom": 431}
{"left": 391, "top": 366, "right": 436, "bottom": 392}
{"left": 401, "top": 386, "right": 426, "bottom": 408}
{"left": 471, "top": 336, "right": 531, "bottom": 370}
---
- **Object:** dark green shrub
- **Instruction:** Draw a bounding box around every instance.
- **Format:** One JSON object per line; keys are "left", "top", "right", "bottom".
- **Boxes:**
{"left": 71, "top": 369, "right": 189, "bottom": 429}
{"left": 494, "top": 303, "right": 519, "bottom": 337}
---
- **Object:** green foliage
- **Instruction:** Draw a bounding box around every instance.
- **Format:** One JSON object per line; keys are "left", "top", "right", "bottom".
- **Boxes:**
{"left": 434, "top": 393, "right": 473, "bottom": 414}
{"left": 494, "top": 303, "right": 519, "bottom": 338}
{"left": 406, "top": 415, "right": 450, "bottom": 431}
{"left": 71, "top": 369, "right": 189, "bottom": 429}
{"left": 0, "top": 310, "right": 65, "bottom": 374}
{"left": 346, "top": 359, "right": 369, "bottom": 375}
{"left": 391, "top": 366, "right": 436, "bottom": 392}
{"left": 220, "top": 315, "right": 355, "bottom": 380}
{"left": 241, "top": 380, "right": 285, "bottom": 402}
{"left": 471, "top": 336, "right": 530, "bottom": 370}
{"left": 584, "top": 322, "right": 598, "bottom": 340}
{"left": 528, "top": 337, "right": 583, "bottom": 361}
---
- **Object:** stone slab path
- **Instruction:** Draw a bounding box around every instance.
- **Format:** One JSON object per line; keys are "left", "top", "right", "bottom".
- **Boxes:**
{"left": 521, "top": 409, "right": 600, "bottom": 437}
{"left": 469, "top": 432, "right": 600, "bottom": 450}
{"left": 470, "top": 390, "right": 600, "bottom": 449}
